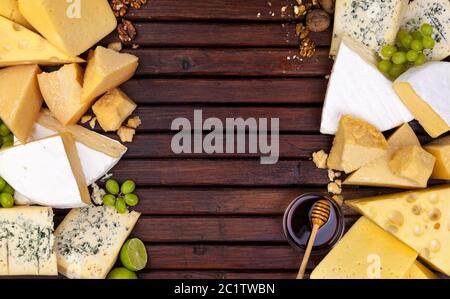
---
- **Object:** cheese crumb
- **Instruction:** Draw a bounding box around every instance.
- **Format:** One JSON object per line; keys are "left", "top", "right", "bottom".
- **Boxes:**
{"left": 332, "top": 195, "right": 344, "bottom": 206}
{"left": 312, "top": 150, "right": 328, "bottom": 169}
{"left": 107, "top": 42, "right": 122, "bottom": 52}
{"left": 89, "top": 117, "right": 97, "bottom": 129}
{"left": 80, "top": 115, "right": 93, "bottom": 124}
{"left": 327, "top": 182, "right": 342, "bottom": 195}
{"left": 281, "top": 5, "right": 287, "bottom": 13}
{"left": 100, "top": 173, "right": 113, "bottom": 182}
{"left": 118, "top": 126, "right": 136, "bottom": 143}
{"left": 127, "top": 116, "right": 142, "bottom": 129}
{"left": 90, "top": 182, "right": 106, "bottom": 205}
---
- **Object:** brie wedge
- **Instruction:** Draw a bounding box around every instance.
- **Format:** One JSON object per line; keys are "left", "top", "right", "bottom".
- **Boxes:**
{"left": 321, "top": 37, "right": 413, "bottom": 135}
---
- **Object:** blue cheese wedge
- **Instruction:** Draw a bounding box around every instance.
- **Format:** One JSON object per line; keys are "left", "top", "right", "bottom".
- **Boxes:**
{"left": 55, "top": 205, "right": 140, "bottom": 279}
{"left": 401, "top": 0, "right": 450, "bottom": 61}
{"left": 0, "top": 207, "right": 57, "bottom": 276}
{"left": 330, "top": 0, "right": 409, "bottom": 57}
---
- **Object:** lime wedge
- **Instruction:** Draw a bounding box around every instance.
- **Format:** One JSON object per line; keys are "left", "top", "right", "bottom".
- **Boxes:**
{"left": 120, "top": 238, "right": 148, "bottom": 271}
{"left": 107, "top": 267, "right": 138, "bottom": 279}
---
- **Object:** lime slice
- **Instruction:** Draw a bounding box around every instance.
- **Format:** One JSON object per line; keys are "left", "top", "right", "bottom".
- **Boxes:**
{"left": 120, "top": 238, "right": 148, "bottom": 271}
{"left": 107, "top": 267, "right": 138, "bottom": 279}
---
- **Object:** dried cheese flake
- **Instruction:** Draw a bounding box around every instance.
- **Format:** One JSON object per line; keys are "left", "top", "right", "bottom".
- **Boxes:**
{"left": 127, "top": 116, "right": 142, "bottom": 129}
{"left": 312, "top": 150, "right": 328, "bottom": 169}
{"left": 117, "top": 126, "right": 135, "bottom": 143}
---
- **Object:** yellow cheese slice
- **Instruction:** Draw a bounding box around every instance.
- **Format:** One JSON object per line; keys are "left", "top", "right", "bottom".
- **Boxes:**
{"left": 344, "top": 123, "right": 432, "bottom": 188}
{"left": 347, "top": 185, "right": 450, "bottom": 276}
{"left": 404, "top": 261, "right": 438, "bottom": 279}
{"left": 424, "top": 136, "right": 450, "bottom": 180}
{"left": 310, "top": 217, "right": 418, "bottom": 279}
{"left": 0, "top": 0, "right": 33, "bottom": 29}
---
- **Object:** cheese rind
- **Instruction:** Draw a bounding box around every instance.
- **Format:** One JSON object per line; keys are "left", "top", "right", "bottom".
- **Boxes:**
{"left": 310, "top": 217, "right": 417, "bottom": 279}
{"left": 393, "top": 62, "right": 450, "bottom": 138}
{"left": 327, "top": 115, "right": 388, "bottom": 173}
{"left": 347, "top": 185, "right": 450, "bottom": 276}
{"left": 18, "top": 0, "right": 117, "bottom": 56}
{"left": 321, "top": 37, "right": 413, "bottom": 135}
{"left": 0, "top": 0, "right": 33, "bottom": 29}
{"left": 55, "top": 205, "right": 140, "bottom": 279}
{"left": 0, "top": 64, "right": 43, "bottom": 143}
{"left": 401, "top": 0, "right": 450, "bottom": 61}
{"left": 424, "top": 136, "right": 450, "bottom": 180}
{"left": 330, "top": 0, "right": 409, "bottom": 57}
{"left": 0, "top": 16, "right": 83, "bottom": 67}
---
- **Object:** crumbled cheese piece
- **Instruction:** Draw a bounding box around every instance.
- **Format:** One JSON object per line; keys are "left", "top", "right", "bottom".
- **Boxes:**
{"left": 312, "top": 150, "right": 328, "bottom": 169}
{"left": 107, "top": 42, "right": 123, "bottom": 52}
{"left": 80, "top": 115, "right": 93, "bottom": 124}
{"left": 328, "top": 169, "right": 336, "bottom": 181}
{"left": 90, "top": 182, "right": 106, "bottom": 205}
{"left": 281, "top": 5, "right": 288, "bottom": 13}
{"left": 127, "top": 116, "right": 142, "bottom": 129}
{"left": 328, "top": 182, "right": 342, "bottom": 195}
{"left": 117, "top": 126, "right": 135, "bottom": 143}
{"left": 89, "top": 117, "right": 97, "bottom": 129}
{"left": 332, "top": 195, "right": 344, "bottom": 206}
{"left": 100, "top": 173, "right": 113, "bottom": 183}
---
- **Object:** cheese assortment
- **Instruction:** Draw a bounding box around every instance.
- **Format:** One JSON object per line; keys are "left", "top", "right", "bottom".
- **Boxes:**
{"left": 54, "top": 205, "right": 140, "bottom": 279}
{"left": 424, "top": 136, "right": 450, "bottom": 180}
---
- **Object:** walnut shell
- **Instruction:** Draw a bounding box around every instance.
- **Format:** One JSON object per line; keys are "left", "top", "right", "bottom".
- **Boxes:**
{"left": 306, "top": 9, "right": 330, "bottom": 33}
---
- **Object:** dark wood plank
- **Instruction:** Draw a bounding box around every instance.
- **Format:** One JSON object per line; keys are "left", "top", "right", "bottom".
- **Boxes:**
{"left": 103, "top": 22, "right": 332, "bottom": 47}
{"left": 129, "top": 48, "right": 332, "bottom": 77}
{"left": 139, "top": 270, "right": 300, "bottom": 279}
{"left": 121, "top": 78, "right": 327, "bottom": 104}
{"left": 127, "top": 0, "right": 297, "bottom": 21}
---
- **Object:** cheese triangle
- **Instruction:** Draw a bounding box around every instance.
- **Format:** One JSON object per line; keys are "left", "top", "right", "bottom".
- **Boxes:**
{"left": 344, "top": 123, "right": 431, "bottom": 188}
{"left": 0, "top": 133, "right": 90, "bottom": 208}
{"left": 424, "top": 136, "right": 450, "bottom": 180}
{"left": 321, "top": 36, "right": 413, "bottom": 135}
{"left": 0, "top": 16, "right": 83, "bottom": 67}
{"left": 404, "top": 261, "right": 438, "bottom": 279}
{"left": 347, "top": 185, "right": 450, "bottom": 276}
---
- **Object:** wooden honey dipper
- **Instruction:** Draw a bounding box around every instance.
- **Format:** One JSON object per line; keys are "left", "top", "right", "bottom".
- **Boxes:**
{"left": 297, "top": 199, "right": 331, "bottom": 279}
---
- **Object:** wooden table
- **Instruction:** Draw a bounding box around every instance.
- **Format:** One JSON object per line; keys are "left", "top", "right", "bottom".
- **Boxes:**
{"left": 95, "top": 0, "right": 436, "bottom": 279}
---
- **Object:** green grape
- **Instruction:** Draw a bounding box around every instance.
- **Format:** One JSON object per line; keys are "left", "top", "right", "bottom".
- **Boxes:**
{"left": 397, "top": 29, "right": 409, "bottom": 40}
{"left": 406, "top": 50, "right": 419, "bottom": 62}
{"left": 0, "top": 177, "right": 5, "bottom": 192}
{"left": 399, "top": 34, "right": 413, "bottom": 49}
{"left": 121, "top": 180, "right": 136, "bottom": 195}
{"left": 389, "top": 64, "right": 406, "bottom": 80}
{"left": 2, "top": 184, "right": 14, "bottom": 195}
{"left": 380, "top": 45, "right": 397, "bottom": 58}
{"left": 124, "top": 194, "right": 139, "bottom": 207}
{"left": 415, "top": 53, "right": 427, "bottom": 66}
{"left": 115, "top": 197, "right": 128, "bottom": 214}
{"left": 410, "top": 40, "right": 423, "bottom": 51}
{"left": 106, "top": 179, "right": 120, "bottom": 195}
{"left": 0, "top": 193, "right": 14, "bottom": 208}
{"left": 411, "top": 31, "right": 423, "bottom": 41}
{"left": 0, "top": 124, "right": 10, "bottom": 137}
{"left": 378, "top": 60, "right": 392, "bottom": 73}
{"left": 2, "top": 134, "right": 13, "bottom": 145}
{"left": 102, "top": 194, "right": 116, "bottom": 206}
{"left": 422, "top": 36, "right": 435, "bottom": 49}
{"left": 392, "top": 51, "right": 407, "bottom": 65}
{"left": 420, "top": 23, "right": 433, "bottom": 36}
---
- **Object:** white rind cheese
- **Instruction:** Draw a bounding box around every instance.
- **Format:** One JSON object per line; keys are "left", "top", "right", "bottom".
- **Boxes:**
{"left": 330, "top": 0, "right": 409, "bottom": 57}
{"left": 0, "top": 206, "right": 57, "bottom": 276}
{"left": 321, "top": 37, "right": 413, "bottom": 135}
{"left": 55, "top": 205, "right": 140, "bottom": 279}
{"left": 401, "top": 0, "right": 450, "bottom": 61}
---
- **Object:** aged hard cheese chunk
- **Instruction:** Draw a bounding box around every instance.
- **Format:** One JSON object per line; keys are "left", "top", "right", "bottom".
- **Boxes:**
{"left": 93, "top": 88, "right": 137, "bottom": 132}
{"left": 347, "top": 185, "right": 450, "bottom": 276}
{"left": 321, "top": 37, "right": 413, "bottom": 134}
{"left": 0, "top": 64, "right": 43, "bottom": 143}
{"left": 424, "top": 136, "right": 450, "bottom": 180}
{"left": 0, "top": 133, "right": 91, "bottom": 209}
{"left": 0, "top": 207, "right": 57, "bottom": 276}
{"left": 310, "top": 217, "right": 417, "bottom": 279}
{"left": 345, "top": 124, "right": 433, "bottom": 188}
{"left": 0, "top": 0, "right": 33, "bottom": 29}
{"left": 404, "top": 261, "right": 438, "bottom": 279}
{"left": 38, "top": 64, "right": 84, "bottom": 125}
{"left": 55, "top": 205, "right": 140, "bottom": 279}
{"left": 330, "top": 0, "right": 408, "bottom": 57}
{"left": 393, "top": 62, "right": 450, "bottom": 138}
{"left": 0, "top": 16, "right": 83, "bottom": 67}
{"left": 401, "top": 0, "right": 450, "bottom": 61}
{"left": 18, "top": 0, "right": 116, "bottom": 56}
{"left": 327, "top": 115, "right": 388, "bottom": 173}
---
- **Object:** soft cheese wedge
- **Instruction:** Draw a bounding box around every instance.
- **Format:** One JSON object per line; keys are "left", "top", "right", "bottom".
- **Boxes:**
{"left": 330, "top": 0, "right": 408, "bottom": 57}
{"left": 55, "top": 205, "right": 140, "bottom": 279}
{"left": 344, "top": 123, "right": 434, "bottom": 189}
{"left": 321, "top": 37, "right": 413, "bottom": 135}
{"left": 0, "top": 0, "right": 33, "bottom": 29}
{"left": 0, "top": 207, "right": 57, "bottom": 276}
{"left": 18, "top": 0, "right": 117, "bottom": 56}
{"left": 393, "top": 62, "right": 450, "bottom": 138}
{"left": 0, "top": 16, "right": 83, "bottom": 67}
{"left": 401, "top": 0, "right": 450, "bottom": 61}
{"left": 327, "top": 115, "right": 388, "bottom": 174}
{"left": 424, "top": 136, "right": 450, "bottom": 180}
{"left": 347, "top": 185, "right": 450, "bottom": 276}
{"left": 0, "top": 64, "right": 43, "bottom": 143}
{"left": 404, "top": 261, "right": 438, "bottom": 279}
{"left": 0, "top": 133, "right": 91, "bottom": 209}
{"left": 310, "top": 217, "right": 417, "bottom": 279}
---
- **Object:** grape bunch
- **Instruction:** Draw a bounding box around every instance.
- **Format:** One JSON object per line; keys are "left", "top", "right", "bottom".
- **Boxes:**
{"left": 102, "top": 179, "right": 140, "bottom": 214}
{"left": 378, "top": 23, "right": 436, "bottom": 80}
{"left": 0, "top": 119, "right": 14, "bottom": 149}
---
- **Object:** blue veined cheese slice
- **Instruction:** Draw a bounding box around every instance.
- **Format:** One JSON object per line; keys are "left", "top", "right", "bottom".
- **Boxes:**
{"left": 401, "top": 0, "right": 450, "bottom": 61}
{"left": 55, "top": 205, "right": 140, "bottom": 279}
{"left": 321, "top": 36, "right": 413, "bottom": 135}
{"left": 330, "top": 0, "right": 409, "bottom": 57}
